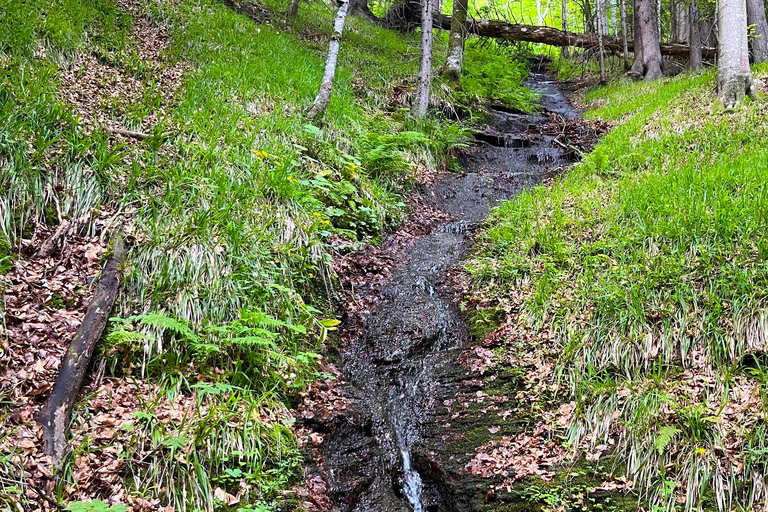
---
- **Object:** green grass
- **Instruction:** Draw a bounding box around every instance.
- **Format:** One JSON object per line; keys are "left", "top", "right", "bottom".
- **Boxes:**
{"left": 466, "top": 66, "right": 768, "bottom": 511}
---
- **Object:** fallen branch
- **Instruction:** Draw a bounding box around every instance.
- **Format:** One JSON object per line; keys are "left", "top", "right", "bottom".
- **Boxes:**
{"left": 436, "top": 16, "right": 716, "bottom": 59}
{"left": 35, "top": 214, "right": 92, "bottom": 259}
{"left": 104, "top": 126, "right": 150, "bottom": 140}
{"left": 38, "top": 237, "right": 126, "bottom": 467}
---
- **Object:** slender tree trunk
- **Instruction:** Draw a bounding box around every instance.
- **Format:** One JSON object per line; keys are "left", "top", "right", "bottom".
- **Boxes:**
{"left": 746, "top": 0, "right": 768, "bottom": 62}
{"left": 718, "top": 0, "right": 756, "bottom": 107}
{"left": 445, "top": 0, "right": 469, "bottom": 84}
{"left": 562, "top": 0, "right": 570, "bottom": 57}
{"left": 676, "top": 0, "right": 689, "bottom": 42}
{"left": 287, "top": 0, "right": 300, "bottom": 16}
{"left": 597, "top": 0, "right": 607, "bottom": 81}
{"left": 39, "top": 238, "right": 126, "bottom": 467}
{"left": 620, "top": 0, "right": 630, "bottom": 68}
{"left": 629, "top": 0, "right": 645, "bottom": 75}
{"left": 598, "top": 0, "right": 610, "bottom": 34}
{"left": 689, "top": 0, "right": 703, "bottom": 69}
{"left": 537, "top": 0, "right": 552, "bottom": 24}
{"left": 307, "top": 0, "right": 350, "bottom": 119}
{"left": 671, "top": 0, "right": 678, "bottom": 42}
{"left": 412, "top": 0, "right": 434, "bottom": 117}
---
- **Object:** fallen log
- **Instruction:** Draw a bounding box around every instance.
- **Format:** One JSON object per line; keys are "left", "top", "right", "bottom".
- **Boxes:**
{"left": 436, "top": 16, "right": 716, "bottom": 60}
{"left": 39, "top": 237, "right": 126, "bottom": 467}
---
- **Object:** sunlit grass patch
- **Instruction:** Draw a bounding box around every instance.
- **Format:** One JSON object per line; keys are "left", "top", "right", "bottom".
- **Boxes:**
{"left": 467, "top": 68, "right": 768, "bottom": 511}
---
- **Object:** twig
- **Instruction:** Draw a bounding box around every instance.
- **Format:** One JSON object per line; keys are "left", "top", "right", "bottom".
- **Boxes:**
{"left": 31, "top": 487, "right": 64, "bottom": 510}
{"left": 104, "top": 126, "right": 150, "bottom": 140}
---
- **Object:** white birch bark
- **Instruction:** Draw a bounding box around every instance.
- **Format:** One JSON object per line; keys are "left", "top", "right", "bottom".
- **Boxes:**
{"left": 307, "top": 0, "right": 351, "bottom": 119}
{"left": 537, "top": 0, "right": 551, "bottom": 25}
{"left": 718, "top": 0, "right": 756, "bottom": 107}
{"left": 597, "top": 0, "right": 607, "bottom": 80}
{"left": 412, "top": 0, "right": 434, "bottom": 117}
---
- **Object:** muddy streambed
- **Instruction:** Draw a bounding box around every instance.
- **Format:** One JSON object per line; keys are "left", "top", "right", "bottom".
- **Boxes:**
{"left": 301, "top": 75, "right": 582, "bottom": 512}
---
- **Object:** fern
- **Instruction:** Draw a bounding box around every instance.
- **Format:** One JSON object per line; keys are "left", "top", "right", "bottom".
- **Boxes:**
{"left": 655, "top": 426, "right": 681, "bottom": 455}
{"left": 127, "top": 312, "right": 200, "bottom": 343}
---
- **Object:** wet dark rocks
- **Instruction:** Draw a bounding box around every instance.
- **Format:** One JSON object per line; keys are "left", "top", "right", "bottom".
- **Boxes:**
{"left": 300, "top": 75, "right": 587, "bottom": 512}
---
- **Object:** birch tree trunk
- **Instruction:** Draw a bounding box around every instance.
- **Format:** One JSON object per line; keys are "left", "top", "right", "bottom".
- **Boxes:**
{"left": 412, "top": 0, "right": 434, "bottom": 117}
{"left": 718, "top": 0, "right": 756, "bottom": 107}
{"left": 598, "top": 0, "right": 610, "bottom": 35}
{"left": 746, "top": 0, "right": 768, "bottom": 62}
{"left": 445, "top": 0, "right": 468, "bottom": 84}
{"left": 537, "top": 0, "right": 551, "bottom": 25}
{"left": 620, "top": 0, "right": 630, "bottom": 68}
{"left": 689, "top": 0, "right": 703, "bottom": 69}
{"left": 597, "top": 0, "right": 607, "bottom": 81}
{"left": 561, "top": 0, "right": 570, "bottom": 57}
{"left": 307, "top": 0, "right": 350, "bottom": 119}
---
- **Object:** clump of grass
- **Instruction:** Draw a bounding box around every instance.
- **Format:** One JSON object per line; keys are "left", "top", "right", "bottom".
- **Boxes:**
{"left": 467, "top": 67, "right": 768, "bottom": 511}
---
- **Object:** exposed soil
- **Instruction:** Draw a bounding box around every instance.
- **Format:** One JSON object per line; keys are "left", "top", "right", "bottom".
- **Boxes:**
{"left": 296, "top": 76, "right": 609, "bottom": 512}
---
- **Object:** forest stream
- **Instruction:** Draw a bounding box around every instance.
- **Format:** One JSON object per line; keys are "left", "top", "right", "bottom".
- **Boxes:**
{"left": 301, "top": 74, "right": 582, "bottom": 512}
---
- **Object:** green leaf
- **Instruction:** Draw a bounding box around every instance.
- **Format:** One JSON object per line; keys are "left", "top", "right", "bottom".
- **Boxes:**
{"left": 655, "top": 426, "right": 680, "bottom": 455}
{"left": 319, "top": 318, "right": 341, "bottom": 328}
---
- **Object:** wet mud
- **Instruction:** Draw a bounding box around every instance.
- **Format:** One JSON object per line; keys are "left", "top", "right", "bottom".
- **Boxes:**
{"left": 302, "top": 75, "right": 583, "bottom": 512}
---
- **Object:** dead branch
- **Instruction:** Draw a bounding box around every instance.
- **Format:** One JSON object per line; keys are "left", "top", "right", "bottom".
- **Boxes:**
{"left": 38, "top": 237, "right": 126, "bottom": 467}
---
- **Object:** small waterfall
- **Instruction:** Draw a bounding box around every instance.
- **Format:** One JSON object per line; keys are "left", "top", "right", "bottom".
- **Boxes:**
{"left": 400, "top": 448, "right": 423, "bottom": 512}
{"left": 392, "top": 381, "right": 424, "bottom": 512}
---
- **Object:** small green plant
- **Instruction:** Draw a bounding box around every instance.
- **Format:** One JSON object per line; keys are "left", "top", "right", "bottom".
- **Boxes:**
{"left": 66, "top": 501, "right": 128, "bottom": 512}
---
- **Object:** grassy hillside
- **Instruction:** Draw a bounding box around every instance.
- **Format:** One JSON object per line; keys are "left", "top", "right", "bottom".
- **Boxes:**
{"left": 0, "top": 0, "right": 534, "bottom": 510}
{"left": 464, "top": 68, "right": 768, "bottom": 511}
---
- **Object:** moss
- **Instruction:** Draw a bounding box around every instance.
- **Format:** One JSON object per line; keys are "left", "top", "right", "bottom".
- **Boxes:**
{"left": 43, "top": 203, "right": 60, "bottom": 227}
{"left": 0, "top": 238, "right": 14, "bottom": 275}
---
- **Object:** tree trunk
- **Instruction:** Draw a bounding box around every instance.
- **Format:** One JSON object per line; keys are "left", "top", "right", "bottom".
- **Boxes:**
{"left": 444, "top": 0, "right": 468, "bottom": 84}
{"left": 537, "top": 0, "right": 552, "bottom": 25}
{"left": 412, "top": 0, "right": 434, "bottom": 117}
{"left": 689, "top": 0, "right": 703, "bottom": 69}
{"left": 562, "top": 0, "right": 570, "bottom": 57}
{"left": 39, "top": 238, "right": 126, "bottom": 467}
{"left": 436, "top": 15, "right": 716, "bottom": 58}
{"left": 308, "top": 0, "right": 351, "bottom": 119}
{"left": 718, "top": 0, "right": 756, "bottom": 107}
{"left": 287, "top": 0, "right": 300, "bottom": 17}
{"left": 746, "top": 0, "right": 768, "bottom": 62}
{"left": 597, "top": 0, "right": 607, "bottom": 80}
{"left": 629, "top": 0, "right": 645, "bottom": 75}
{"left": 628, "top": 0, "right": 663, "bottom": 78}
{"left": 348, "top": 0, "right": 377, "bottom": 21}
{"left": 676, "top": 0, "right": 690, "bottom": 42}
{"left": 671, "top": 0, "right": 678, "bottom": 42}
{"left": 598, "top": 0, "right": 610, "bottom": 34}
{"left": 620, "top": 0, "right": 630, "bottom": 68}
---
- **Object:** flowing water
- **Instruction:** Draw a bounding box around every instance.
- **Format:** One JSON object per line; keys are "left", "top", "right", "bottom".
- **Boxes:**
{"left": 307, "top": 74, "right": 580, "bottom": 512}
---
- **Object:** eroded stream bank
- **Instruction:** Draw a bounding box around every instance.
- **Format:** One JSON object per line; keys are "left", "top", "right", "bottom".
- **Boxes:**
{"left": 298, "top": 75, "right": 586, "bottom": 512}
